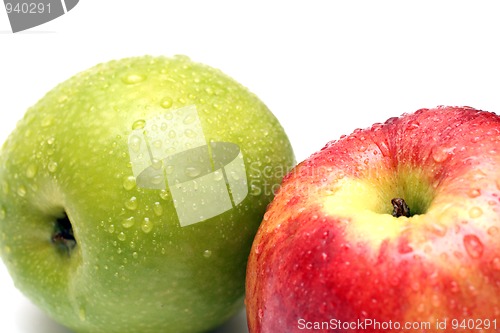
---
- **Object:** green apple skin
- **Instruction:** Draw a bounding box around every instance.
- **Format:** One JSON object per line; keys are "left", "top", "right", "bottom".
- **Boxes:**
{"left": 0, "top": 55, "right": 295, "bottom": 333}
{"left": 247, "top": 107, "right": 500, "bottom": 333}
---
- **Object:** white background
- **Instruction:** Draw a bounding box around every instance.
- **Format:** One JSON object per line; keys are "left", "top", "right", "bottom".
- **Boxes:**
{"left": 1, "top": 1, "right": 500, "bottom": 332}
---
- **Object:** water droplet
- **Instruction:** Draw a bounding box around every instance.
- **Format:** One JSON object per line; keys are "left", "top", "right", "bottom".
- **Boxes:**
{"left": 449, "top": 280, "right": 460, "bottom": 293}
{"left": 108, "top": 224, "right": 115, "bottom": 233}
{"left": 358, "top": 145, "right": 367, "bottom": 152}
{"left": 132, "top": 252, "right": 138, "bottom": 259}
{"left": 41, "top": 116, "right": 53, "bottom": 127}
{"left": 492, "top": 257, "right": 500, "bottom": 271}
{"left": 203, "top": 250, "right": 212, "bottom": 258}
{"left": 430, "top": 223, "right": 447, "bottom": 237}
{"left": 117, "top": 232, "right": 126, "bottom": 241}
{"left": 122, "top": 73, "right": 146, "bottom": 85}
{"left": 47, "top": 137, "right": 55, "bottom": 145}
{"left": 125, "top": 197, "right": 138, "bottom": 210}
{"left": 160, "top": 97, "right": 173, "bottom": 109}
{"left": 132, "top": 119, "right": 146, "bottom": 130}
{"left": 184, "top": 129, "right": 197, "bottom": 138}
{"left": 17, "top": 185, "right": 26, "bottom": 197}
{"left": 185, "top": 166, "right": 201, "bottom": 178}
{"left": 123, "top": 176, "right": 136, "bottom": 191}
{"left": 0, "top": 207, "right": 5, "bottom": 220}
{"left": 153, "top": 202, "right": 163, "bottom": 216}
{"left": 78, "top": 307, "right": 86, "bottom": 321}
{"left": 183, "top": 114, "right": 196, "bottom": 125}
{"left": 47, "top": 161, "right": 58, "bottom": 173}
{"left": 258, "top": 308, "right": 264, "bottom": 319}
{"left": 141, "top": 218, "right": 153, "bottom": 233}
{"left": 488, "top": 226, "right": 499, "bottom": 236}
{"left": 129, "top": 135, "right": 142, "bottom": 153}
{"left": 467, "top": 188, "right": 481, "bottom": 198}
{"left": 213, "top": 170, "right": 224, "bottom": 181}
{"left": 432, "top": 147, "right": 450, "bottom": 163}
{"left": 159, "top": 190, "right": 169, "bottom": 200}
{"left": 469, "top": 206, "right": 483, "bottom": 218}
{"left": 26, "top": 164, "right": 37, "bottom": 178}
{"left": 168, "top": 130, "right": 176, "bottom": 139}
{"left": 463, "top": 234, "right": 484, "bottom": 259}
{"left": 121, "top": 216, "right": 135, "bottom": 228}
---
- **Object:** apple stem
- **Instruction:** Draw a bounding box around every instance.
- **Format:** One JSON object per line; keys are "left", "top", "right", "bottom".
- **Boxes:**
{"left": 391, "top": 198, "right": 410, "bottom": 218}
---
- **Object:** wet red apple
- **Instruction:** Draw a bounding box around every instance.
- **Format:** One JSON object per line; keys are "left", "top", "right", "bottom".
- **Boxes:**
{"left": 246, "top": 106, "right": 500, "bottom": 332}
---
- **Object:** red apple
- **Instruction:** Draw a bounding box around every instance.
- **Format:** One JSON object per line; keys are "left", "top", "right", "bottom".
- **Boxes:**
{"left": 246, "top": 106, "right": 500, "bottom": 333}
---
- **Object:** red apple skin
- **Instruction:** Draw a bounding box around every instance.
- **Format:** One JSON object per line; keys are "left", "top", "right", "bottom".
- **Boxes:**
{"left": 246, "top": 106, "right": 500, "bottom": 333}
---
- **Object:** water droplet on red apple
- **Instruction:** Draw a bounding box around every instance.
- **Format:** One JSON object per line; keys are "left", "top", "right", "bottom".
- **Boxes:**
{"left": 449, "top": 280, "right": 460, "bottom": 293}
{"left": 432, "top": 147, "right": 450, "bottom": 163}
{"left": 463, "top": 234, "right": 484, "bottom": 259}
{"left": 488, "top": 226, "right": 499, "bottom": 236}
{"left": 430, "top": 223, "right": 447, "bottom": 237}
{"left": 375, "top": 141, "right": 390, "bottom": 157}
{"left": 468, "top": 206, "right": 483, "bottom": 218}
{"left": 467, "top": 188, "right": 481, "bottom": 198}
{"left": 431, "top": 294, "right": 441, "bottom": 307}
{"left": 492, "top": 257, "right": 500, "bottom": 271}
{"left": 258, "top": 308, "right": 264, "bottom": 319}
{"left": 358, "top": 145, "right": 367, "bottom": 152}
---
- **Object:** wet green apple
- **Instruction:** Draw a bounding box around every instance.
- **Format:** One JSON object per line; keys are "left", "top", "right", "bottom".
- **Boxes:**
{"left": 0, "top": 55, "right": 294, "bottom": 333}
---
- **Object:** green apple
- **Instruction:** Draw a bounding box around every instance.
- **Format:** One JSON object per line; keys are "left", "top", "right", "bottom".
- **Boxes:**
{"left": 0, "top": 55, "right": 294, "bottom": 333}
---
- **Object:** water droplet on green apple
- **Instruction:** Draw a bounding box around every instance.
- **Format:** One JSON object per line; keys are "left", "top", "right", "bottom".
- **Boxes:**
{"left": 41, "top": 116, "right": 53, "bottom": 127}
{"left": 185, "top": 166, "right": 201, "bottom": 178}
{"left": 78, "top": 307, "right": 86, "bottom": 321}
{"left": 159, "top": 190, "right": 169, "bottom": 200}
{"left": 108, "top": 224, "right": 115, "bottom": 233}
{"left": 122, "top": 73, "right": 146, "bottom": 85}
{"left": 168, "top": 130, "right": 176, "bottom": 138}
{"left": 141, "top": 218, "right": 153, "bottom": 233}
{"left": 132, "top": 119, "right": 146, "bottom": 130}
{"left": 203, "top": 250, "right": 212, "bottom": 258}
{"left": 129, "top": 135, "right": 142, "bottom": 153}
{"left": 160, "top": 97, "right": 173, "bottom": 109}
{"left": 153, "top": 202, "right": 163, "bottom": 216}
{"left": 117, "top": 232, "right": 126, "bottom": 241}
{"left": 184, "top": 129, "right": 197, "bottom": 138}
{"left": 47, "top": 161, "right": 58, "bottom": 173}
{"left": 26, "top": 164, "right": 37, "bottom": 178}
{"left": 125, "top": 197, "right": 138, "bottom": 210}
{"left": 468, "top": 206, "right": 483, "bottom": 218}
{"left": 0, "top": 207, "right": 5, "bottom": 220}
{"left": 183, "top": 114, "right": 196, "bottom": 125}
{"left": 123, "top": 176, "right": 136, "bottom": 191}
{"left": 122, "top": 216, "right": 135, "bottom": 228}
{"left": 463, "top": 234, "right": 484, "bottom": 259}
{"left": 17, "top": 185, "right": 26, "bottom": 197}
{"left": 467, "top": 188, "right": 481, "bottom": 198}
